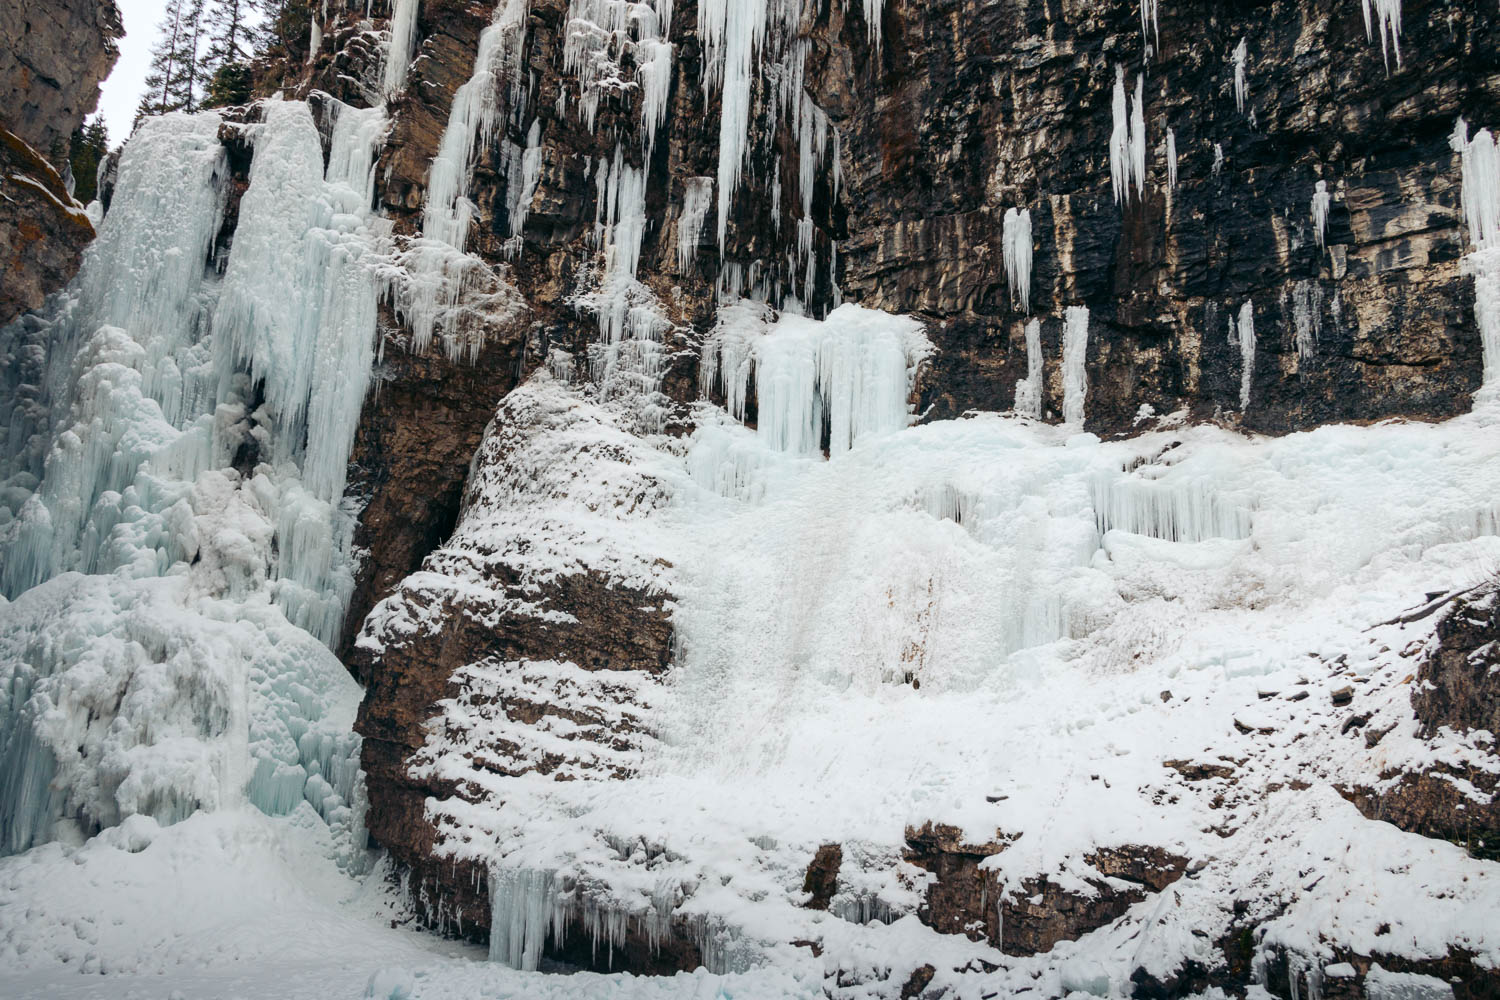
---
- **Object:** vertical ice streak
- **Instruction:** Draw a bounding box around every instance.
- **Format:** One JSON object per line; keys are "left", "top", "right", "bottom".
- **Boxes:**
{"left": 1451, "top": 119, "right": 1500, "bottom": 393}
{"left": 699, "top": 0, "right": 771, "bottom": 251}
{"left": 1130, "top": 74, "right": 1148, "bottom": 199}
{"left": 385, "top": 0, "right": 421, "bottom": 95}
{"left": 1236, "top": 300, "right": 1256, "bottom": 410}
{"left": 395, "top": 0, "right": 529, "bottom": 358}
{"left": 1014, "top": 318, "right": 1044, "bottom": 418}
{"left": 679, "top": 176, "right": 715, "bottom": 271}
{"left": 1292, "top": 281, "right": 1323, "bottom": 362}
{"left": 1110, "top": 66, "right": 1130, "bottom": 203}
{"left": 423, "top": 0, "right": 530, "bottom": 253}
{"left": 1062, "top": 306, "right": 1089, "bottom": 426}
{"left": 1311, "top": 180, "right": 1331, "bottom": 248}
{"left": 1002, "top": 208, "right": 1032, "bottom": 313}
{"left": 1233, "top": 38, "right": 1249, "bottom": 113}
{"left": 1166, "top": 127, "right": 1178, "bottom": 190}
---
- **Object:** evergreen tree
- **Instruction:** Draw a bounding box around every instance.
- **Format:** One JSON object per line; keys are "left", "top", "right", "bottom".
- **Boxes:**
{"left": 67, "top": 117, "right": 111, "bottom": 204}
{"left": 204, "top": 0, "right": 253, "bottom": 69}
{"left": 134, "top": 0, "right": 209, "bottom": 127}
{"left": 202, "top": 0, "right": 256, "bottom": 108}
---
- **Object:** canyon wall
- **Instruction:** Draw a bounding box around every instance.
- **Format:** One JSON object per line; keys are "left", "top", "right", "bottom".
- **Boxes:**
{"left": 0, "top": 0, "right": 121, "bottom": 324}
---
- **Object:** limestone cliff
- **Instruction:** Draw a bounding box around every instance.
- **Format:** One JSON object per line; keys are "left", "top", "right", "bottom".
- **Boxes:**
{"left": 0, "top": 0, "right": 121, "bottom": 325}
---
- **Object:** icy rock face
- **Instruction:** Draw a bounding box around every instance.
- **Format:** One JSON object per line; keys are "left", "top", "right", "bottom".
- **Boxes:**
{"left": 272, "top": 0, "right": 1500, "bottom": 990}
{"left": 0, "top": 0, "right": 121, "bottom": 325}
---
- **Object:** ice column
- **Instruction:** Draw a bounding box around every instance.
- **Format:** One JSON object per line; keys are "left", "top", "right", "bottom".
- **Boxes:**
{"left": 1233, "top": 38, "right": 1248, "bottom": 112}
{"left": 1451, "top": 119, "right": 1500, "bottom": 392}
{"left": 1013, "top": 318, "right": 1043, "bottom": 418}
{"left": 1231, "top": 300, "right": 1255, "bottom": 410}
{"left": 385, "top": 0, "right": 421, "bottom": 95}
{"left": 1002, "top": 207, "right": 1032, "bottom": 313}
{"left": 1062, "top": 306, "right": 1089, "bottom": 426}
{"left": 1311, "top": 180, "right": 1331, "bottom": 248}
{"left": 1166, "top": 128, "right": 1178, "bottom": 190}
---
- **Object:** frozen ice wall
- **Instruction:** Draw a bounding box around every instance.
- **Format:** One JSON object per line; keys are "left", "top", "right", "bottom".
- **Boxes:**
{"left": 450, "top": 284, "right": 1500, "bottom": 979}
{"left": 0, "top": 98, "right": 388, "bottom": 855}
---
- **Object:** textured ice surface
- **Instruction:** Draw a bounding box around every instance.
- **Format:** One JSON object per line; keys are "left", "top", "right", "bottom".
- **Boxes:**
{"left": 0, "top": 99, "right": 387, "bottom": 859}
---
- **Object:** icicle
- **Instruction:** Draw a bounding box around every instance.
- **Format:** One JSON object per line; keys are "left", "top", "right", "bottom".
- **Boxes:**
{"left": 1360, "top": 0, "right": 1403, "bottom": 70}
{"left": 1236, "top": 300, "right": 1255, "bottom": 410}
{"left": 1213, "top": 143, "right": 1225, "bottom": 177}
{"left": 1139, "top": 0, "right": 1159, "bottom": 56}
{"left": 1311, "top": 180, "right": 1331, "bottom": 248}
{"left": 1166, "top": 127, "right": 1178, "bottom": 190}
{"left": 489, "top": 868, "right": 568, "bottom": 971}
{"left": 1110, "top": 66, "right": 1130, "bottom": 203}
{"left": 422, "top": 0, "right": 530, "bottom": 253}
{"left": 508, "top": 119, "right": 543, "bottom": 238}
{"left": 1232, "top": 38, "right": 1248, "bottom": 113}
{"left": 1013, "top": 318, "right": 1043, "bottom": 418}
{"left": 1002, "top": 208, "right": 1032, "bottom": 313}
{"left": 699, "top": 0, "right": 772, "bottom": 251}
{"left": 1109, "top": 70, "right": 1148, "bottom": 203}
{"left": 1062, "top": 306, "right": 1089, "bottom": 427}
{"left": 702, "top": 304, "right": 931, "bottom": 456}
{"left": 678, "top": 179, "right": 713, "bottom": 271}
{"left": 1292, "top": 280, "right": 1323, "bottom": 361}
{"left": 385, "top": 0, "right": 421, "bottom": 95}
{"left": 1130, "top": 74, "right": 1148, "bottom": 199}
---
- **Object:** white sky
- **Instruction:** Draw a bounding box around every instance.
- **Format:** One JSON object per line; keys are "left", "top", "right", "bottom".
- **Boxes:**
{"left": 99, "top": 0, "right": 173, "bottom": 143}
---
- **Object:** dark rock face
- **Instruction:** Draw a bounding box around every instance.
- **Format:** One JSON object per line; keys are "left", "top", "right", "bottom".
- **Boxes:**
{"left": 817, "top": 0, "right": 1498, "bottom": 434}
{"left": 1343, "top": 585, "right": 1500, "bottom": 860}
{"left": 0, "top": 0, "right": 120, "bottom": 325}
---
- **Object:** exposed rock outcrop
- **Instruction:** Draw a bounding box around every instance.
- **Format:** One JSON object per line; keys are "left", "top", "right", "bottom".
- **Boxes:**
{"left": 0, "top": 0, "right": 120, "bottom": 325}
{"left": 1343, "top": 584, "right": 1500, "bottom": 861}
{"left": 903, "top": 823, "right": 1189, "bottom": 957}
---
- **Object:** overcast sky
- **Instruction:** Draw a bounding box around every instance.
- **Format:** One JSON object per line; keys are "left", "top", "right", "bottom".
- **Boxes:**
{"left": 99, "top": 0, "right": 172, "bottom": 143}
